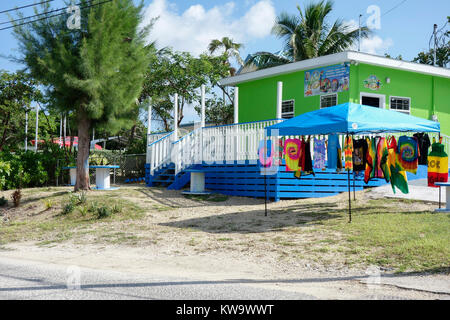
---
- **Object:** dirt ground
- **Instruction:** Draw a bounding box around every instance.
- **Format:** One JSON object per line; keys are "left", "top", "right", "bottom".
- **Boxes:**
{"left": 0, "top": 186, "right": 449, "bottom": 299}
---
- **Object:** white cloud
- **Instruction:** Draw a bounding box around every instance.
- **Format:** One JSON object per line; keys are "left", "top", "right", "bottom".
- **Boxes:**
{"left": 344, "top": 19, "right": 394, "bottom": 55}
{"left": 141, "top": 0, "right": 276, "bottom": 55}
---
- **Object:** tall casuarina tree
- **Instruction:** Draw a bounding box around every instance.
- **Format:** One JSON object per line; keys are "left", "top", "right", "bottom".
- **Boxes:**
{"left": 243, "top": 0, "right": 370, "bottom": 71}
{"left": 13, "top": 0, "right": 152, "bottom": 190}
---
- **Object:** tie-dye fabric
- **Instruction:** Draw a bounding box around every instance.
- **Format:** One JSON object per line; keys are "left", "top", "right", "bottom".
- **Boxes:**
{"left": 398, "top": 136, "right": 420, "bottom": 174}
{"left": 313, "top": 138, "right": 326, "bottom": 169}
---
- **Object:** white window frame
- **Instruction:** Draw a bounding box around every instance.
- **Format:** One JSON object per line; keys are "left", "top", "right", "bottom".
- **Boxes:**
{"left": 360, "top": 92, "right": 386, "bottom": 109}
{"left": 320, "top": 93, "right": 338, "bottom": 109}
{"left": 281, "top": 99, "right": 295, "bottom": 119}
{"left": 389, "top": 96, "right": 411, "bottom": 114}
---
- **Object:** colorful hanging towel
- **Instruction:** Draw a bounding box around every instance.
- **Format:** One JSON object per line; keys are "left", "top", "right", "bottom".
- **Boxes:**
{"left": 428, "top": 140, "right": 448, "bottom": 188}
{"left": 373, "top": 137, "right": 385, "bottom": 179}
{"left": 303, "top": 138, "right": 315, "bottom": 175}
{"left": 352, "top": 138, "right": 368, "bottom": 172}
{"left": 313, "top": 138, "right": 326, "bottom": 169}
{"left": 258, "top": 140, "right": 274, "bottom": 168}
{"left": 275, "top": 139, "right": 284, "bottom": 166}
{"left": 398, "top": 136, "right": 420, "bottom": 174}
{"left": 387, "top": 136, "right": 409, "bottom": 194}
{"left": 378, "top": 137, "right": 390, "bottom": 183}
{"left": 327, "top": 134, "right": 340, "bottom": 169}
{"left": 284, "top": 138, "right": 302, "bottom": 171}
{"left": 364, "top": 137, "right": 376, "bottom": 184}
{"left": 344, "top": 136, "right": 353, "bottom": 171}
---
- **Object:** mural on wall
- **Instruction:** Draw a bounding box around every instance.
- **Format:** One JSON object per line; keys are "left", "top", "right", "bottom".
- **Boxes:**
{"left": 304, "top": 64, "right": 350, "bottom": 97}
{"left": 363, "top": 75, "right": 382, "bottom": 91}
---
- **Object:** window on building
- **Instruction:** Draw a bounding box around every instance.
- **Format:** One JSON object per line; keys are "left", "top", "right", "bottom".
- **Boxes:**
{"left": 320, "top": 94, "right": 337, "bottom": 108}
{"left": 282, "top": 100, "right": 295, "bottom": 119}
{"left": 390, "top": 97, "right": 410, "bottom": 114}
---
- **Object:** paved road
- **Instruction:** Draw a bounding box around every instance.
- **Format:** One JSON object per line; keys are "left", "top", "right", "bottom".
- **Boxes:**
{"left": 0, "top": 257, "right": 316, "bottom": 300}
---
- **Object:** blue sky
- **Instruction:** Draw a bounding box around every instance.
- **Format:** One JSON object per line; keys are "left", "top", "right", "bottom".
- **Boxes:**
{"left": 1, "top": 0, "right": 448, "bottom": 72}
{"left": 0, "top": 0, "right": 448, "bottom": 124}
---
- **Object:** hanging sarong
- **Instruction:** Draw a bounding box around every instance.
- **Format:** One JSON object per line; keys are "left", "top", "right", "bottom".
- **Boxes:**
{"left": 378, "top": 137, "right": 390, "bottom": 183}
{"left": 352, "top": 138, "right": 368, "bottom": 173}
{"left": 327, "top": 134, "right": 340, "bottom": 169}
{"left": 428, "top": 140, "right": 448, "bottom": 187}
{"left": 344, "top": 136, "right": 353, "bottom": 171}
{"left": 387, "top": 136, "right": 409, "bottom": 194}
{"left": 398, "top": 136, "right": 420, "bottom": 174}
{"left": 313, "top": 138, "right": 326, "bottom": 169}
{"left": 364, "top": 137, "right": 376, "bottom": 184}
{"left": 284, "top": 138, "right": 302, "bottom": 172}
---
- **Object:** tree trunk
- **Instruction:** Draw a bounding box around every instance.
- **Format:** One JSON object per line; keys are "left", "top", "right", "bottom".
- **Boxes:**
{"left": 74, "top": 112, "right": 91, "bottom": 191}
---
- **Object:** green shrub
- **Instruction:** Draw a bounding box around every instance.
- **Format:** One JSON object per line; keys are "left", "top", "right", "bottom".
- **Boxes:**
{"left": 78, "top": 205, "right": 88, "bottom": 216}
{"left": 112, "top": 204, "right": 122, "bottom": 214}
{"left": 62, "top": 202, "right": 75, "bottom": 215}
{"left": 97, "top": 206, "right": 112, "bottom": 219}
{"left": 44, "top": 199, "right": 53, "bottom": 210}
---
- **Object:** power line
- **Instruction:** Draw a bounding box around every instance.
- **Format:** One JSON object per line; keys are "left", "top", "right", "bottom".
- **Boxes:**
{"left": 0, "top": 0, "right": 56, "bottom": 15}
{"left": 0, "top": 2, "right": 81, "bottom": 26}
{"left": 0, "top": 0, "right": 113, "bottom": 31}
{"left": 359, "top": 0, "right": 408, "bottom": 29}
{"left": 381, "top": 0, "right": 408, "bottom": 18}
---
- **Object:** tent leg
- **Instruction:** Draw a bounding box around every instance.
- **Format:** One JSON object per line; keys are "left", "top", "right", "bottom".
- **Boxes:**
{"left": 353, "top": 171, "right": 356, "bottom": 201}
{"left": 264, "top": 171, "right": 267, "bottom": 217}
{"left": 348, "top": 169, "right": 352, "bottom": 223}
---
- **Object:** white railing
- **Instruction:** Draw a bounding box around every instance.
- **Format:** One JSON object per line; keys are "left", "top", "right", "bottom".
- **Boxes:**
{"left": 170, "top": 119, "right": 282, "bottom": 174}
{"left": 147, "top": 119, "right": 449, "bottom": 176}
{"left": 147, "top": 132, "right": 171, "bottom": 145}
{"left": 147, "top": 132, "right": 174, "bottom": 174}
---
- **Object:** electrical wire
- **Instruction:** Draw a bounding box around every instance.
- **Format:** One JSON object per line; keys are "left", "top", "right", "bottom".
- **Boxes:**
{"left": 0, "top": 0, "right": 112, "bottom": 31}
{"left": 0, "top": 0, "right": 56, "bottom": 15}
{"left": 0, "top": 2, "right": 82, "bottom": 26}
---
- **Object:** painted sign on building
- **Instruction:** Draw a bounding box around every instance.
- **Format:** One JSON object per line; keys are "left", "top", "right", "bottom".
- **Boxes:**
{"left": 304, "top": 64, "right": 350, "bottom": 97}
{"left": 363, "top": 75, "right": 382, "bottom": 91}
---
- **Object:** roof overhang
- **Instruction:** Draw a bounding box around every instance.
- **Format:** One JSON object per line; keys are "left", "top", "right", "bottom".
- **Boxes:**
{"left": 219, "top": 51, "right": 450, "bottom": 86}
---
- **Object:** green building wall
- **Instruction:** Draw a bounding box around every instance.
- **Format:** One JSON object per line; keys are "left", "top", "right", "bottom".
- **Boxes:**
{"left": 237, "top": 63, "right": 450, "bottom": 136}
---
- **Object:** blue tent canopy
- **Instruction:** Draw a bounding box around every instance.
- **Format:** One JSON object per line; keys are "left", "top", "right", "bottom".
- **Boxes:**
{"left": 265, "top": 102, "right": 441, "bottom": 136}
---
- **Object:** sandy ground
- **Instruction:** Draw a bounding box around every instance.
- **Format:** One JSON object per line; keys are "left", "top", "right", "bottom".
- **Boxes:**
{"left": 0, "top": 186, "right": 449, "bottom": 299}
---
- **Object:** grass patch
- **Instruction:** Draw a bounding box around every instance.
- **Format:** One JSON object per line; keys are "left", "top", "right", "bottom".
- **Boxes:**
{"left": 320, "top": 198, "right": 450, "bottom": 273}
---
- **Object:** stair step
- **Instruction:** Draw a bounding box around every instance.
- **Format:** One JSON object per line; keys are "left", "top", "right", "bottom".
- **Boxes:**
{"left": 153, "top": 178, "right": 174, "bottom": 183}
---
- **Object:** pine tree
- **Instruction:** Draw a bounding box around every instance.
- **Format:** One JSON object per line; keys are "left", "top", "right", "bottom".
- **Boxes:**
{"left": 13, "top": 0, "right": 152, "bottom": 190}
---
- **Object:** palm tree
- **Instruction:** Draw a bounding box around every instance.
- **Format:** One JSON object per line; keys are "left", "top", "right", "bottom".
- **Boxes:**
{"left": 243, "top": 0, "right": 370, "bottom": 71}
{"left": 208, "top": 37, "right": 244, "bottom": 76}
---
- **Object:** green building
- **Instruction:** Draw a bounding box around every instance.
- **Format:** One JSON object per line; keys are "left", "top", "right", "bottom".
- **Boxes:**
{"left": 219, "top": 51, "right": 450, "bottom": 136}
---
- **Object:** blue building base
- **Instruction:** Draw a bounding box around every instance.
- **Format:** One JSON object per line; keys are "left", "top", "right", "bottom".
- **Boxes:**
{"left": 145, "top": 162, "right": 428, "bottom": 201}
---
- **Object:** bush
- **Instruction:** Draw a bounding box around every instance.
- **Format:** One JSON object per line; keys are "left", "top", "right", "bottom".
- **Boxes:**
{"left": 0, "top": 143, "right": 75, "bottom": 191}
{"left": 62, "top": 202, "right": 75, "bottom": 215}
{"left": 97, "top": 206, "right": 112, "bottom": 219}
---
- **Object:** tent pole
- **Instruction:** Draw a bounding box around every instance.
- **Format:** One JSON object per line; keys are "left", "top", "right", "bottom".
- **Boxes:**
{"left": 438, "top": 132, "right": 441, "bottom": 209}
{"left": 347, "top": 133, "right": 352, "bottom": 223}
{"left": 352, "top": 134, "right": 356, "bottom": 201}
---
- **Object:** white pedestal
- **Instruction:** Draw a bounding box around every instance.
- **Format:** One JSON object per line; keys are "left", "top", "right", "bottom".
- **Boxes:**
{"left": 190, "top": 172, "right": 205, "bottom": 193}
{"left": 95, "top": 168, "right": 110, "bottom": 190}
{"left": 69, "top": 168, "right": 76, "bottom": 186}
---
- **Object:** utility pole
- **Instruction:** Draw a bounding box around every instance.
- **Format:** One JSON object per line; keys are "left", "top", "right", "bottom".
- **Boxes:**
{"left": 358, "top": 14, "right": 363, "bottom": 52}
{"left": 433, "top": 24, "right": 438, "bottom": 66}
{"left": 25, "top": 110, "right": 28, "bottom": 151}
{"left": 34, "top": 104, "right": 39, "bottom": 152}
